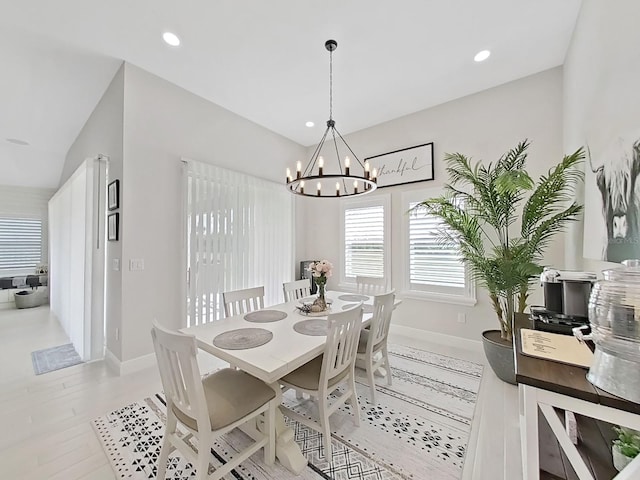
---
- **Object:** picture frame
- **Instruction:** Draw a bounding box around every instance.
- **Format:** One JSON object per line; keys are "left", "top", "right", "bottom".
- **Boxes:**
{"left": 364, "top": 142, "right": 434, "bottom": 188}
{"left": 107, "top": 213, "right": 119, "bottom": 241}
{"left": 107, "top": 179, "right": 120, "bottom": 211}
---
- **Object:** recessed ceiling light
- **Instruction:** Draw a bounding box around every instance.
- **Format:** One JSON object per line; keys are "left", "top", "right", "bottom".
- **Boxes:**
{"left": 6, "top": 138, "right": 29, "bottom": 146}
{"left": 162, "top": 32, "right": 181, "bottom": 47}
{"left": 474, "top": 50, "right": 491, "bottom": 62}
{"left": 305, "top": 121, "right": 315, "bottom": 128}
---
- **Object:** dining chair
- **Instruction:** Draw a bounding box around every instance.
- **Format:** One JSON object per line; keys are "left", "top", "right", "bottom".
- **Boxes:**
{"left": 222, "top": 286, "right": 265, "bottom": 317}
{"left": 356, "top": 290, "right": 395, "bottom": 405}
{"left": 356, "top": 275, "right": 389, "bottom": 296}
{"left": 279, "top": 303, "right": 363, "bottom": 463}
{"left": 282, "top": 279, "right": 312, "bottom": 302}
{"left": 151, "top": 322, "right": 277, "bottom": 480}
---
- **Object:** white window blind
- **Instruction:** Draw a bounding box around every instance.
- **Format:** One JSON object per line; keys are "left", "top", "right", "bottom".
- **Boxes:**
{"left": 185, "top": 159, "right": 293, "bottom": 326}
{"left": 344, "top": 204, "right": 385, "bottom": 279}
{"left": 0, "top": 217, "right": 42, "bottom": 271}
{"left": 408, "top": 202, "right": 465, "bottom": 289}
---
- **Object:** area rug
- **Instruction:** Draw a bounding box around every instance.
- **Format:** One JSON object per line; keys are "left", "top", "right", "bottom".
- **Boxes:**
{"left": 92, "top": 344, "right": 483, "bottom": 479}
{"left": 31, "top": 343, "right": 83, "bottom": 375}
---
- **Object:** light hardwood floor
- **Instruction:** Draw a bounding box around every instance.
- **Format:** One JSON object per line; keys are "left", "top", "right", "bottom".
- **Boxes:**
{"left": 0, "top": 306, "right": 523, "bottom": 480}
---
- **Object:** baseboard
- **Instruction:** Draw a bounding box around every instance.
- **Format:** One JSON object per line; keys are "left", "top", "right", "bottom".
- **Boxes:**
{"left": 104, "top": 349, "right": 157, "bottom": 376}
{"left": 390, "top": 324, "right": 483, "bottom": 353}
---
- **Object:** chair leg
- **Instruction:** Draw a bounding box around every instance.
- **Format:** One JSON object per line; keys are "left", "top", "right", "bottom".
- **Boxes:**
{"left": 318, "top": 397, "right": 333, "bottom": 463}
{"left": 156, "top": 411, "right": 177, "bottom": 479}
{"left": 366, "top": 356, "right": 377, "bottom": 405}
{"left": 195, "top": 431, "right": 211, "bottom": 480}
{"left": 350, "top": 375, "right": 361, "bottom": 427}
{"left": 382, "top": 346, "right": 392, "bottom": 386}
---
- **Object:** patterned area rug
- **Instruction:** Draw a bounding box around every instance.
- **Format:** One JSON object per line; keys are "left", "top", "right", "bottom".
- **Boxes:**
{"left": 31, "top": 343, "right": 83, "bottom": 375}
{"left": 92, "top": 344, "right": 483, "bottom": 479}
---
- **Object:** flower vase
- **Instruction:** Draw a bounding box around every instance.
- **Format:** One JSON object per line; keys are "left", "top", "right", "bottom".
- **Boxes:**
{"left": 313, "top": 279, "right": 328, "bottom": 311}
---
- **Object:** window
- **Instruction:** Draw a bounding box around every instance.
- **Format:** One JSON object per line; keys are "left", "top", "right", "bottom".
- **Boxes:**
{"left": 403, "top": 190, "right": 475, "bottom": 305}
{"left": 0, "top": 216, "right": 42, "bottom": 272}
{"left": 340, "top": 195, "right": 390, "bottom": 285}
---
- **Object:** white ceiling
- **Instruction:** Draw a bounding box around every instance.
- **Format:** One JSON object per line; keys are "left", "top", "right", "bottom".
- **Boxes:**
{"left": 0, "top": 0, "right": 582, "bottom": 189}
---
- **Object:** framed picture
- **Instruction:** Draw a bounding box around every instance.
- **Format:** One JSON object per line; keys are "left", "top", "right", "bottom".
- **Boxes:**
{"left": 364, "top": 142, "right": 434, "bottom": 188}
{"left": 107, "top": 213, "right": 119, "bottom": 241}
{"left": 108, "top": 179, "right": 120, "bottom": 210}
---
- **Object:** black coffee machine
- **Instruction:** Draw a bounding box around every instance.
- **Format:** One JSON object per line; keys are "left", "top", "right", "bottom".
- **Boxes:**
{"left": 531, "top": 268, "right": 596, "bottom": 334}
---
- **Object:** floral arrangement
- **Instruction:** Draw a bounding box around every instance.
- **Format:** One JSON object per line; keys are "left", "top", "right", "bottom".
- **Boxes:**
{"left": 308, "top": 260, "right": 333, "bottom": 280}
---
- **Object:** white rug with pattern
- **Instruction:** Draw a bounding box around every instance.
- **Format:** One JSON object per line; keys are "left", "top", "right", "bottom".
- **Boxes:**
{"left": 92, "top": 345, "right": 483, "bottom": 479}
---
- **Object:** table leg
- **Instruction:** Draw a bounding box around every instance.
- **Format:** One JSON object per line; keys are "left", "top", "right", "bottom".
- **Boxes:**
{"left": 240, "top": 386, "right": 307, "bottom": 474}
{"left": 521, "top": 384, "right": 540, "bottom": 480}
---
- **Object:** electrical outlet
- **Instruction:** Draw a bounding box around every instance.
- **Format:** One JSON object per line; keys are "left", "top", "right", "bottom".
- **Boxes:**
{"left": 457, "top": 313, "right": 466, "bottom": 324}
{"left": 129, "top": 258, "right": 145, "bottom": 271}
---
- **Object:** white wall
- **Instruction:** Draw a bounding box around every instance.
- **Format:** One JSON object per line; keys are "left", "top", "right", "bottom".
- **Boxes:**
{"left": 299, "top": 68, "right": 565, "bottom": 341}
{"left": 119, "top": 64, "right": 306, "bottom": 361}
{"left": 0, "top": 185, "right": 55, "bottom": 275}
{"left": 563, "top": 0, "right": 640, "bottom": 273}
{"left": 62, "top": 64, "right": 125, "bottom": 359}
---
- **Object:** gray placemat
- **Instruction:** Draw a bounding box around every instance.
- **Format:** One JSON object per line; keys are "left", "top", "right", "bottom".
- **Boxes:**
{"left": 244, "top": 310, "right": 288, "bottom": 323}
{"left": 293, "top": 319, "right": 328, "bottom": 336}
{"left": 213, "top": 328, "right": 273, "bottom": 350}
{"left": 338, "top": 294, "right": 369, "bottom": 302}
{"left": 342, "top": 303, "right": 374, "bottom": 313}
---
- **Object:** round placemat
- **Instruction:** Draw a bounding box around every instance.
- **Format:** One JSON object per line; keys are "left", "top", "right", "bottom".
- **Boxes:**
{"left": 338, "top": 294, "right": 369, "bottom": 302}
{"left": 293, "top": 319, "right": 328, "bottom": 336}
{"left": 213, "top": 328, "right": 273, "bottom": 350}
{"left": 342, "top": 303, "right": 374, "bottom": 313}
{"left": 244, "top": 310, "right": 288, "bottom": 323}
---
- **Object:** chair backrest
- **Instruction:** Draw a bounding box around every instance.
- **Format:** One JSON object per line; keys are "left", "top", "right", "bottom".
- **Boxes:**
{"left": 368, "top": 290, "right": 396, "bottom": 352}
{"left": 356, "top": 275, "right": 389, "bottom": 296}
{"left": 150, "top": 322, "right": 210, "bottom": 430}
{"left": 320, "top": 303, "right": 363, "bottom": 387}
{"left": 222, "top": 286, "right": 265, "bottom": 317}
{"left": 283, "top": 279, "right": 311, "bottom": 302}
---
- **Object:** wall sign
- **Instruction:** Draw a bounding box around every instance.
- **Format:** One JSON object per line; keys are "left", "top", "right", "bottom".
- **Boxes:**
{"left": 364, "top": 143, "right": 434, "bottom": 188}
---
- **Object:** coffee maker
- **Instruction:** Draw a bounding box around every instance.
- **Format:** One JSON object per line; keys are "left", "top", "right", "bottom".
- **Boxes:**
{"left": 532, "top": 268, "right": 597, "bottom": 334}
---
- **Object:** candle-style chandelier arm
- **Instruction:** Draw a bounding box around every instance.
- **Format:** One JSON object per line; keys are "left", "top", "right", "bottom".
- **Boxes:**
{"left": 303, "top": 124, "right": 331, "bottom": 177}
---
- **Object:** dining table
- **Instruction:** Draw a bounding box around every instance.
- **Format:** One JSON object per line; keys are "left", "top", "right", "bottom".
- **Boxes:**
{"left": 180, "top": 289, "right": 400, "bottom": 474}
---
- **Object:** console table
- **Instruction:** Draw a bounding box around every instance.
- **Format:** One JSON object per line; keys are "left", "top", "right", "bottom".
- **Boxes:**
{"left": 514, "top": 313, "right": 640, "bottom": 479}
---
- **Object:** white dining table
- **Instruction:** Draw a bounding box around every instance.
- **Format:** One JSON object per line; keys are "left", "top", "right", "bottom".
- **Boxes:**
{"left": 180, "top": 290, "right": 392, "bottom": 474}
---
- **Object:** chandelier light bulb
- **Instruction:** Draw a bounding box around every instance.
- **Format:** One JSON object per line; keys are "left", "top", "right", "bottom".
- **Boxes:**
{"left": 336, "top": 182, "right": 340, "bottom": 196}
{"left": 372, "top": 167, "right": 378, "bottom": 180}
{"left": 318, "top": 156, "right": 324, "bottom": 176}
{"left": 286, "top": 167, "right": 291, "bottom": 182}
{"left": 300, "top": 180, "right": 305, "bottom": 194}
{"left": 345, "top": 156, "right": 350, "bottom": 175}
{"left": 353, "top": 180, "right": 358, "bottom": 194}
{"left": 317, "top": 182, "right": 322, "bottom": 196}
{"left": 296, "top": 161, "right": 301, "bottom": 179}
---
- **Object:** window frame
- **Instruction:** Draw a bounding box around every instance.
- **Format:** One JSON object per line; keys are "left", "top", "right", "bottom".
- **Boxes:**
{"left": 401, "top": 188, "right": 476, "bottom": 306}
{"left": 339, "top": 193, "right": 391, "bottom": 289}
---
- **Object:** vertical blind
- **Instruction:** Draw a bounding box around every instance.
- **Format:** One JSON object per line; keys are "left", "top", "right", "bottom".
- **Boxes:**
{"left": 0, "top": 217, "right": 42, "bottom": 271}
{"left": 185, "top": 160, "right": 293, "bottom": 326}
{"left": 408, "top": 202, "right": 465, "bottom": 289}
{"left": 344, "top": 205, "right": 385, "bottom": 278}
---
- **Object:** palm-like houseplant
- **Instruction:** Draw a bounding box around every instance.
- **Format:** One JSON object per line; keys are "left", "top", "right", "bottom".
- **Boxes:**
{"left": 415, "top": 140, "right": 584, "bottom": 345}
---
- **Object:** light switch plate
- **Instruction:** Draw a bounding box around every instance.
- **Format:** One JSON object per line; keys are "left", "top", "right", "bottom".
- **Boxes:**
{"left": 129, "top": 258, "right": 145, "bottom": 271}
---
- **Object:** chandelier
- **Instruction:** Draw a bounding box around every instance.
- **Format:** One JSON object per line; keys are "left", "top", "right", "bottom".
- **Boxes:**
{"left": 286, "top": 39, "right": 378, "bottom": 198}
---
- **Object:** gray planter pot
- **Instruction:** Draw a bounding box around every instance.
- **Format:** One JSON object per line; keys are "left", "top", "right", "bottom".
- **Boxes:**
{"left": 482, "top": 330, "right": 516, "bottom": 385}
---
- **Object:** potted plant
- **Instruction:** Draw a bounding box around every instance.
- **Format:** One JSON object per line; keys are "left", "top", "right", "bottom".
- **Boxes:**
{"left": 415, "top": 140, "right": 584, "bottom": 383}
{"left": 612, "top": 426, "right": 640, "bottom": 471}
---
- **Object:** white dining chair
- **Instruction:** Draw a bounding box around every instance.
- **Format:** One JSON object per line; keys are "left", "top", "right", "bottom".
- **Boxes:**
{"left": 151, "top": 322, "right": 277, "bottom": 480}
{"left": 279, "top": 304, "right": 362, "bottom": 463}
{"left": 222, "top": 286, "right": 265, "bottom": 317}
{"left": 356, "top": 290, "right": 395, "bottom": 405}
{"left": 356, "top": 275, "right": 389, "bottom": 296}
{"left": 282, "top": 279, "right": 312, "bottom": 302}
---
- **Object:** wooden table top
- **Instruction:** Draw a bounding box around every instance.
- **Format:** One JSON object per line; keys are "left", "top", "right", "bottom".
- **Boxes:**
{"left": 514, "top": 313, "right": 640, "bottom": 415}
